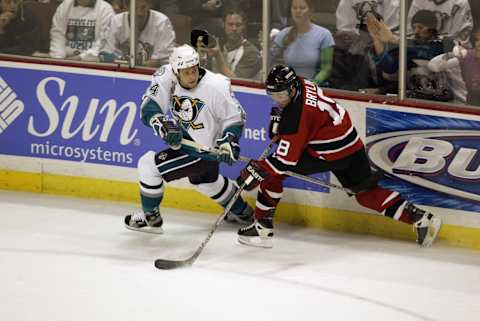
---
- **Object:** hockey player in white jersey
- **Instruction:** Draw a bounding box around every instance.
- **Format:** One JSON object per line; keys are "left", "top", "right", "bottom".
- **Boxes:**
{"left": 124, "top": 44, "right": 253, "bottom": 233}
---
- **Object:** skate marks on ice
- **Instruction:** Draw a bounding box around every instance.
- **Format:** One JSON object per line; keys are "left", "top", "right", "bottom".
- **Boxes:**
{"left": 1, "top": 190, "right": 479, "bottom": 321}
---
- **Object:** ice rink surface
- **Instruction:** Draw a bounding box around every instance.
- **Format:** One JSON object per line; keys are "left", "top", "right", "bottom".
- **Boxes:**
{"left": 1, "top": 190, "right": 479, "bottom": 321}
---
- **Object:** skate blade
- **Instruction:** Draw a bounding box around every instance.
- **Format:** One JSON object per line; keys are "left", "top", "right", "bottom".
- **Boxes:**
{"left": 125, "top": 224, "right": 164, "bottom": 234}
{"left": 419, "top": 217, "right": 442, "bottom": 247}
{"left": 238, "top": 236, "right": 273, "bottom": 248}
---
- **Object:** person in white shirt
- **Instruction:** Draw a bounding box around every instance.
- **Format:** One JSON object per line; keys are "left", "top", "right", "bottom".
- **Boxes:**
{"left": 407, "top": 0, "right": 473, "bottom": 47}
{"left": 408, "top": 0, "right": 472, "bottom": 103}
{"left": 49, "top": 0, "right": 114, "bottom": 61}
{"left": 99, "top": 0, "right": 175, "bottom": 67}
{"left": 336, "top": 0, "right": 400, "bottom": 35}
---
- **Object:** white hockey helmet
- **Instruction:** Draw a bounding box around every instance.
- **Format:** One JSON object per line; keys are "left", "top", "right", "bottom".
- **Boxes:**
{"left": 169, "top": 45, "right": 200, "bottom": 74}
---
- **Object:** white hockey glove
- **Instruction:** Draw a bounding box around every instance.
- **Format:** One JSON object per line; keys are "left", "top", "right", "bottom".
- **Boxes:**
{"left": 150, "top": 114, "right": 182, "bottom": 149}
{"left": 452, "top": 45, "right": 468, "bottom": 59}
{"left": 215, "top": 132, "right": 240, "bottom": 165}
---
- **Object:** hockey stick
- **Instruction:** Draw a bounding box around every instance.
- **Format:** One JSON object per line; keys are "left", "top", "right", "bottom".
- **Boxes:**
{"left": 153, "top": 139, "right": 277, "bottom": 270}
{"left": 179, "top": 139, "right": 355, "bottom": 195}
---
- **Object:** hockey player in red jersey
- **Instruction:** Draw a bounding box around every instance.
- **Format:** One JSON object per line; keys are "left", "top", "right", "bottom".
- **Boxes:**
{"left": 237, "top": 64, "right": 442, "bottom": 248}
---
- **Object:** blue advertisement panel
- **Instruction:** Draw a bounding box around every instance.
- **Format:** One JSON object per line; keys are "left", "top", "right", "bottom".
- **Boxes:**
{"left": 367, "top": 108, "right": 480, "bottom": 212}
{"left": 0, "top": 65, "right": 328, "bottom": 192}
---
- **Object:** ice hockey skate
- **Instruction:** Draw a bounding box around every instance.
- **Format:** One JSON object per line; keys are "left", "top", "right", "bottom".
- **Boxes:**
{"left": 237, "top": 219, "right": 274, "bottom": 248}
{"left": 224, "top": 203, "right": 254, "bottom": 224}
{"left": 124, "top": 208, "right": 164, "bottom": 234}
{"left": 405, "top": 203, "right": 442, "bottom": 247}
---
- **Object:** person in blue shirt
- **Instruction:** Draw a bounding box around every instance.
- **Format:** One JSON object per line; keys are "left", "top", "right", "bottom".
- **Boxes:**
{"left": 270, "top": 0, "right": 334, "bottom": 84}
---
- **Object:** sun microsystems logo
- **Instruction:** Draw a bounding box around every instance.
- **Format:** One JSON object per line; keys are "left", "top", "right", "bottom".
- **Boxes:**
{"left": 0, "top": 76, "right": 24, "bottom": 135}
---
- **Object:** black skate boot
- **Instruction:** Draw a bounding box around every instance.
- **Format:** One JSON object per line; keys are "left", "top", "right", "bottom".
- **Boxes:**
{"left": 124, "top": 208, "right": 163, "bottom": 234}
{"left": 405, "top": 203, "right": 442, "bottom": 247}
{"left": 225, "top": 202, "right": 254, "bottom": 224}
{"left": 237, "top": 211, "right": 274, "bottom": 248}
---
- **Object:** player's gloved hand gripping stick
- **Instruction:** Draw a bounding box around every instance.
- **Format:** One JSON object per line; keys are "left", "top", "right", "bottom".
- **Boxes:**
{"left": 153, "top": 138, "right": 277, "bottom": 270}
{"left": 150, "top": 114, "right": 183, "bottom": 149}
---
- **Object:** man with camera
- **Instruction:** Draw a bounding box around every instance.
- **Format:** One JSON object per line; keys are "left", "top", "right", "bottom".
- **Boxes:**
{"left": 191, "top": 6, "right": 261, "bottom": 80}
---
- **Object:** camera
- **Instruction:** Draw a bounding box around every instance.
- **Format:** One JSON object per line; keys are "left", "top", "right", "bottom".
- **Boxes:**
{"left": 190, "top": 29, "right": 217, "bottom": 48}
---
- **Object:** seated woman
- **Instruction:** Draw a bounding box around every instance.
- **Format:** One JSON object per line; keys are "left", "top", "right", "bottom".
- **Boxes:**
{"left": 270, "top": 0, "right": 334, "bottom": 85}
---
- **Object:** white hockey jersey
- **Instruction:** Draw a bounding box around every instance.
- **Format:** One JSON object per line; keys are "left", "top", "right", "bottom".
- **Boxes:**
{"left": 336, "top": 0, "right": 400, "bottom": 34}
{"left": 143, "top": 65, "right": 246, "bottom": 148}
{"left": 407, "top": 0, "right": 473, "bottom": 47}
{"left": 49, "top": 0, "right": 114, "bottom": 60}
{"left": 100, "top": 10, "right": 175, "bottom": 65}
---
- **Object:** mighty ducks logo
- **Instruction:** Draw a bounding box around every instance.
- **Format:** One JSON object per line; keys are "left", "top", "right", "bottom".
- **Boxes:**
{"left": 171, "top": 96, "right": 205, "bottom": 130}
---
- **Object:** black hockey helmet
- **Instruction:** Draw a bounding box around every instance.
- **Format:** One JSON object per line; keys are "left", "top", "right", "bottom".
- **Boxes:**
{"left": 265, "top": 64, "right": 299, "bottom": 94}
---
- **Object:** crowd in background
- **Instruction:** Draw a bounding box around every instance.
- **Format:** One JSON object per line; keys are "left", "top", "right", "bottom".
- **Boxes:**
{"left": 1, "top": 0, "right": 480, "bottom": 107}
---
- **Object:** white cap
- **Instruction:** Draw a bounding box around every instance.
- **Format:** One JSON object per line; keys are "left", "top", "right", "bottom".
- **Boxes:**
{"left": 169, "top": 45, "right": 200, "bottom": 74}
{"left": 453, "top": 45, "right": 468, "bottom": 59}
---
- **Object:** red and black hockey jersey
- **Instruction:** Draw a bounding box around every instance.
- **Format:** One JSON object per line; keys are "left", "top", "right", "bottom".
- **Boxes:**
{"left": 264, "top": 78, "right": 364, "bottom": 176}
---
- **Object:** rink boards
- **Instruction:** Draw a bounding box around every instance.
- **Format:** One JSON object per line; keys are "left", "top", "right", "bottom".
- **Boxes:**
{"left": 1, "top": 61, "right": 479, "bottom": 249}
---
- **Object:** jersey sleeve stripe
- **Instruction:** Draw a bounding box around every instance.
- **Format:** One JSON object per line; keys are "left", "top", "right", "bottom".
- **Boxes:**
{"left": 275, "top": 154, "right": 298, "bottom": 166}
{"left": 265, "top": 157, "right": 288, "bottom": 175}
{"left": 309, "top": 128, "right": 359, "bottom": 152}
{"left": 317, "top": 135, "right": 361, "bottom": 155}
{"left": 309, "top": 125, "right": 354, "bottom": 144}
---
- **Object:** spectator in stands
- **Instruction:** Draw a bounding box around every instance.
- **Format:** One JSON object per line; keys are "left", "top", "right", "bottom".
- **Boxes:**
{"left": 98, "top": 0, "right": 175, "bottom": 67}
{"left": 367, "top": 10, "right": 453, "bottom": 101}
{"left": 0, "top": 0, "right": 47, "bottom": 55}
{"left": 111, "top": 0, "right": 127, "bottom": 13}
{"left": 336, "top": 0, "right": 400, "bottom": 35}
{"left": 270, "top": 0, "right": 334, "bottom": 84}
{"left": 407, "top": 0, "right": 473, "bottom": 47}
{"left": 49, "top": 0, "right": 114, "bottom": 61}
{"left": 428, "top": 29, "right": 480, "bottom": 106}
{"left": 224, "top": 0, "right": 288, "bottom": 46}
{"left": 182, "top": 0, "right": 225, "bottom": 38}
{"left": 199, "top": 6, "right": 261, "bottom": 80}
{"left": 0, "top": 0, "right": 55, "bottom": 56}
{"left": 152, "top": 0, "right": 180, "bottom": 16}
{"left": 326, "top": 0, "right": 399, "bottom": 92}
{"left": 407, "top": 0, "right": 472, "bottom": 103}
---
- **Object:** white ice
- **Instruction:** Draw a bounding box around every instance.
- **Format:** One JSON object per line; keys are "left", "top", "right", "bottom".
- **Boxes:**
{"left": 0, "top": 190, "right": 479, "bottom": 321}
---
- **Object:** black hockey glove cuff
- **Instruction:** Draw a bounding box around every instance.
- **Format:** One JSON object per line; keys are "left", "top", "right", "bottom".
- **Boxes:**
{"left": 237, "top": 160, "right": 268, "bottom": 191}
{"left": 268, "top": 107, "right": 282, "bottom": 139}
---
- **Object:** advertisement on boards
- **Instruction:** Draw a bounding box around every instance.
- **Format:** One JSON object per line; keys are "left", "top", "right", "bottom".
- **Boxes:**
{"left": 366, "top": 108, "right": 480, "bottom": 212}
{"left": 0, "top": 64, "right": 328, "bottom": 192}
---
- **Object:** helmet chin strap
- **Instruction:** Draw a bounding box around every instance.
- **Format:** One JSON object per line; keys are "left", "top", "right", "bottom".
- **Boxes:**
{"left": 287, "top": 84, "right": 297, "bottom": 99}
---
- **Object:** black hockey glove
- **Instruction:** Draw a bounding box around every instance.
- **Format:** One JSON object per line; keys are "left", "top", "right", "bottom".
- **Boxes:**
{"left": 150, "top": 114, "right": 182, "bottom": 149}
{"left": 237, "top": 160, "right": 268, "bottom": 191}
{"left": 216, "top": 132, "right": 240, "bottom": 165}
{"left": 268, "top": 107, "right": 282, "bottom": 139}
